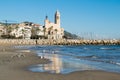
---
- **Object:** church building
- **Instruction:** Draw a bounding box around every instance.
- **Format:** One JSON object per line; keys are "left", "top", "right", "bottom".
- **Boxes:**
{"left": 44, "top": 10, "right": 64, "bottom": 40}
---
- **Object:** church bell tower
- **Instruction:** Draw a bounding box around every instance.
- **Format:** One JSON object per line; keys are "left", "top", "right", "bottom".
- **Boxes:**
{"left": 55, "top": 10, "right": 60, "bottom": 27}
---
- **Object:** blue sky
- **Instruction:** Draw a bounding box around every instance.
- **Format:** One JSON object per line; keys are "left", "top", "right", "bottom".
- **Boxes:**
{"left": 0, "top": 0, "right": 120, "bottom": 39}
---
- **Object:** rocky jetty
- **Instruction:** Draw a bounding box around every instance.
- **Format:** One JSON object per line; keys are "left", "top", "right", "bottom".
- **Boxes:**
{"left": 0, "top": 39, "right": 120, "bottom": 45}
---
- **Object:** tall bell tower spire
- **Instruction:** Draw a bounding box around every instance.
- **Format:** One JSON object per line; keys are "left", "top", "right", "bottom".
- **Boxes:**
{"left": 55, "top": 10, "right": 60, "bottom": 27}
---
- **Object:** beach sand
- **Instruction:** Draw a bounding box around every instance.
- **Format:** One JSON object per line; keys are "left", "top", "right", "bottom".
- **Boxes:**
{"left": 0, "top": 46, "right": 120, "bottom": 80}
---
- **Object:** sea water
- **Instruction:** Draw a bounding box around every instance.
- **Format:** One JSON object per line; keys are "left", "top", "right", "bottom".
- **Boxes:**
{"left": 19, "top": 45, "right": 120, "bottom": 74}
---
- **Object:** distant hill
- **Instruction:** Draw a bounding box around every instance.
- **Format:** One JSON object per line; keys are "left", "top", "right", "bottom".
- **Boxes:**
{"left": 64, "top": 30, "right": 79, "bottom": 39}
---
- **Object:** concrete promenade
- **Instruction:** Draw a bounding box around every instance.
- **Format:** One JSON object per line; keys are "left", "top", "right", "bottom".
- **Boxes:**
{"left": 0, "top": 39, "right": 120, "bottom": 45}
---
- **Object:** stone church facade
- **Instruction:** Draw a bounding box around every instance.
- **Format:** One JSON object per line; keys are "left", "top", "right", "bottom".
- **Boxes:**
{"left": 44, "top": 10, "right": 64, "bottom": 40}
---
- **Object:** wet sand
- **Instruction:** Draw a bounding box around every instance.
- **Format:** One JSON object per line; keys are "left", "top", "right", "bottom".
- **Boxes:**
{"left": 0, "top": 46, "right": 120, "bottom": 80}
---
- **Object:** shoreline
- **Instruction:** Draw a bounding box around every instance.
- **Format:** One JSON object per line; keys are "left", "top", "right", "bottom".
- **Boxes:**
{"left": 0, "top": 46, "right": 120, "bottom": 80}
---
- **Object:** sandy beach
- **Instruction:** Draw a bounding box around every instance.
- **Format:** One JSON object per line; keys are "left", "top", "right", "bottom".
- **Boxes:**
{"left": 0, "top": 46, "right": 120, "bottom": 80}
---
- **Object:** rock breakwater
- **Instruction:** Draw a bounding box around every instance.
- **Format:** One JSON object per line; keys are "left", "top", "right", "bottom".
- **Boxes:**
{"left": 0, "top": 39, "right": 120, "bottom": 45}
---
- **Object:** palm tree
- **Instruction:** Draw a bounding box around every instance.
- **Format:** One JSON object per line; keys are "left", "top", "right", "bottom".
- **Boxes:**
{"left": 7, "top": 26, "right": 12, "bottom": 33}
{"left": 35, "top": 27, "right": 42, "bottom": 39}
{"left": 15, "top": 25, "right": 19, "bottom": 30}
{"left": 36, "top": 27, "right": 41, "bottom": 34}
{"left": 31, "top": 28, "right": 35, "bottom": 35}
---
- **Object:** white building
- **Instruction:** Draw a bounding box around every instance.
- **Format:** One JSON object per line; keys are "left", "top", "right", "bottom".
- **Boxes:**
{"left": 10, "top": 22, "right": 32, "bottom": 39}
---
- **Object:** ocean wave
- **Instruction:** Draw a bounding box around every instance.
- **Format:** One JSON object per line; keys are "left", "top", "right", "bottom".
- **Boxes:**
{"left": 76, "top": 55, "right": 99, "bottom": 59}
{"left": 87, "top": 59, "right": 120, "bottom": 66}
{"left": 116, "top": 62, "right": 120, "bottom": 66}
{"left": 83, "top": 47, "right": 89, "bottom": 50}
{"left": 100, "top": 47, "right": 117, "bottom": 50}
{"left": 106, "top": 60, "right": 120, "bottom": 66}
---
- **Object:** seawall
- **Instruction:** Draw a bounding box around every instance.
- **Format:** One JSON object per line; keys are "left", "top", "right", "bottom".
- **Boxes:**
{"left": 0, "top": 39, "right": 120, "bottom": 45}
